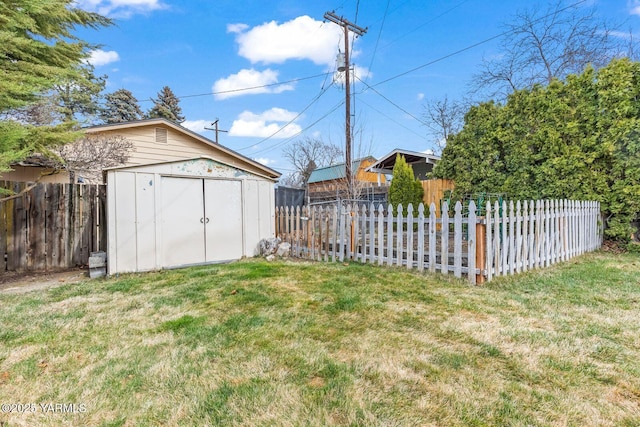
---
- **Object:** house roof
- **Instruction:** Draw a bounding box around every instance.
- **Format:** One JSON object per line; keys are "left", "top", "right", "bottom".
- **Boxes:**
{"left": 365, "top": 148, "right": 440, "bottom": 175}
{"left": 14, "top": 154, "right": 62, "bottom": 169}
{"left": 307, "top": 156, "right": 376, "bottom": 184}
{"left": 85, "top": 118, "right": 281, "bottom": 180}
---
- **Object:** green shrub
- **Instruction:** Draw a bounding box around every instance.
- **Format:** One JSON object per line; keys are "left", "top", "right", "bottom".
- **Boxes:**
{"left": 389, "top": 154, "right": 424, "bottom": 211}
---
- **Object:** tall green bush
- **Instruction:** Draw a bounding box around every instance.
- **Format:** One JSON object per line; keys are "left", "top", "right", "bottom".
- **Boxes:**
{"left": 433, "top": 58, "right": 640, "bottom": 241}
{"left": 389, "top": 155, "right": 424, "bottom": 210}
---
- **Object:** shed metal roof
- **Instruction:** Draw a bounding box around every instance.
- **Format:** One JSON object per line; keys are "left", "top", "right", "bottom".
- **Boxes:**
{"left": 307, "top": 157, "right": 376, "bottom": 184}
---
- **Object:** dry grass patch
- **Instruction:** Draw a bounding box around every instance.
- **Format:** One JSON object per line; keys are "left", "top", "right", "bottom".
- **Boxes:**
{"left": 0, "top": 252, "right": 639, "bottom": 426}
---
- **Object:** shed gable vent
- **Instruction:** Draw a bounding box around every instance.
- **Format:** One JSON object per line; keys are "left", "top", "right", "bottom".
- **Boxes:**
{"left": 155, "top": 128, "right": 168, "bottom": 144}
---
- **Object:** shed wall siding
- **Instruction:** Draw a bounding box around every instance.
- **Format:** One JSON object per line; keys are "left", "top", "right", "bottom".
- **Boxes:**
{"left": 107, "top": 158, "right": 275, "bottom": 274}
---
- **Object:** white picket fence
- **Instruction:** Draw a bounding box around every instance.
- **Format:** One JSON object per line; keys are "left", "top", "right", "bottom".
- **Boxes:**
{"left": 275, "top": 199, "right": 602, "bottom": 284}
{"left": 484, "top": 200, "right": 602, "bottom": 281}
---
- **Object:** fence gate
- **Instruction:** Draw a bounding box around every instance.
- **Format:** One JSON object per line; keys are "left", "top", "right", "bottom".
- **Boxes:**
{"left": 0, "top": 182, "right": 107, "bottom": 272}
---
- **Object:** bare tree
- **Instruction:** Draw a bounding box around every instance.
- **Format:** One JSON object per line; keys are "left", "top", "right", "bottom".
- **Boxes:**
{"left": 423, "top": 95, "right": 465, "bottom": 153}
{"left": 1, "top": 98, "right": 62, "bottom": 126}
{"left": 472, "top": 1, "right": 621, "bottom": 98}
{"left": 282, "top": 137, "right": 342, "bottom": 187}
{"left": 57, "top": 135, "right": 134, "bottom": 183}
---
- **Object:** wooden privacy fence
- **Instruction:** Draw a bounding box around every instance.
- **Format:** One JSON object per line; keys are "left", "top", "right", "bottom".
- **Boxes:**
{"left": 421, "top": 178, "right": 455, "bottom": 210}
{"left": 275, "top": 199, "right": 602, "bottom": 284}
{"left": 0, "top": 182, "right": 107, "bottom": 272}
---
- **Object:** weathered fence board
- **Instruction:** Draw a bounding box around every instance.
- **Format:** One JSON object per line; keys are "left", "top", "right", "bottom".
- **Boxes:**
{"left": 276, "top": 198, "right": 602, "bottom": 284}
{"left": 421, "top": 179, "right": 455, "bottom": 211}
{"left": 1, "top": 182, "right": 107, "bottom": 272}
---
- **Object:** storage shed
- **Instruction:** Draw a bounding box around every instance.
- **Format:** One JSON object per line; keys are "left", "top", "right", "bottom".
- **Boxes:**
{"left": 106, "top": 156, "right": 278, "bottom": 275}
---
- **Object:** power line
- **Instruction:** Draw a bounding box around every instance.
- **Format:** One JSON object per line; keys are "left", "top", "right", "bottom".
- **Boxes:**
{"left": 364, "top": 0, "right": 390, "bottom": 81}
{"left": 371, "top": 0, "right": 471, "bottom": 58}
{"left": 371, "top": 0, "right": 588, "bottom": 88}
{"left": 356, "top": 96, "right": 430, "bottom": 142}
{"left": 139, "top": 72, "right": 333, "bottom": 102}
{"left": 247, "top": 100, "right": 345, "bottom": 156}
{"left": 138, "top": 0, "right": 588, "bottom": 107}
{"left": 355, "top": 75, "right": 429, "bottom": 127}
{"left": 235, "top": 82, "right": 335, "bottom": 151}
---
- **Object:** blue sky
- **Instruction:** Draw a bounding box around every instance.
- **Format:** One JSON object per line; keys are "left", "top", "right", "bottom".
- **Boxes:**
{"left": 75, "top": 0, "right": 640, "bottom": 177}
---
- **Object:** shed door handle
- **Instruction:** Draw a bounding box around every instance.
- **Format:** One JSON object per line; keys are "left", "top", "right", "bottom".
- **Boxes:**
{"left": 205, "top": 218, "right": 210, "bottom": 223}
{"left": 200, "top": 217, "right": 204, "bottom": 223}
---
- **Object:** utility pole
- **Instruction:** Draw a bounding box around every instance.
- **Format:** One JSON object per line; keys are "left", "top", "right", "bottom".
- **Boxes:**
{"left": 204, "top": 119, "right": 228, "bottom": 144}
{"left": 324, "top": 11, "right": 367, "bottom": 200}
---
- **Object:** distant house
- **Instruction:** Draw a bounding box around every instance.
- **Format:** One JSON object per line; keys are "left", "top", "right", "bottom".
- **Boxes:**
{"left": 307, "top": 156, "right": 386, "bottom": 202}
{"left": 366, "top": 148, "right": 455, "bottom": 208}
{"left": 1, "top": 155, "right": 64, "bottom": 183}
{"left": 365, "top": 148, "right": 440, "bottom": 180}
{"left": 0, "top": 118, "right": 279, "bottom": 184}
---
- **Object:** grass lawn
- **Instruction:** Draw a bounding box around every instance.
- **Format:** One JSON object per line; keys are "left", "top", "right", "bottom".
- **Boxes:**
{"left": 0, "top": 252, "right": 639, "bottom": 426}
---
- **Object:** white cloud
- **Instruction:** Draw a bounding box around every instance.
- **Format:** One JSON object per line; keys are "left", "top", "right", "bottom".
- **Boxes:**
{"left": 231, "top": 16, "right": 343, "bottom": 66}
{"left": 227, "top": 23, "right": 249, "bottom": 34}
{"left": 182, "top": 120, "right": 211, "bottom": 134}
{"left": 87, "top": 49, "right": 120, "bottom": 67}
{"left": 239, "top": 108, "right": 297, "bottom": 122}
{"left": 74, "top": 0, "right": 167, "bottom": 18}
{"left": 610, "top": 30, "right": 634, "bottom": 40}
{"left": 417, "top": 93, "right": 425, "bottom": 101}
{"left": 229, "top": 108, "right": 302, "bottom": 138}
{"left": 212, "top": 68, "right": 294, "bottom": 100}
{"left": 630, "top": 1, "right": 640, "bottom": 16}
{"left": 253, "top": 157, "right": 276, "bottom": 166}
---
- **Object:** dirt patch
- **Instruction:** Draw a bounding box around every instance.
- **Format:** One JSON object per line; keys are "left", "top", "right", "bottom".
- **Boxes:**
{"left": 0, "top": 268, "right": 88, "bottom": 295}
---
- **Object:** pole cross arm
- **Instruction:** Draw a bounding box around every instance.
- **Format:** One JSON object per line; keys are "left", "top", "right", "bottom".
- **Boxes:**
{"left": 323, "top": 11, "right": 368, "bottom": 36}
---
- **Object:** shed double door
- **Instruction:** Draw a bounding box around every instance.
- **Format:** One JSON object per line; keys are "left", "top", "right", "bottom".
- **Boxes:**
{"left": 160, "top": 177, "right": 243, "bottom": 268}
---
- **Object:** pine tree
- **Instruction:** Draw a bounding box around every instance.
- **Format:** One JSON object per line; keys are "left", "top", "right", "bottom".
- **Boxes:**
{"left": 147, "top": 86, "right": 185, "bottom": 123}
{"left": 0, "top": 0, "right": 111, "bottom": 178}
{"left": 389, "top": 155, "right": 424, "bottom": 210}
{"left": 101, "top": 89, "right": 144, "bottom": 124}
{"left": 54, "top": 63, "right": 106, "bottom": 124}
{"left": 0, "top": 1, "right": 110, "bottom": 111}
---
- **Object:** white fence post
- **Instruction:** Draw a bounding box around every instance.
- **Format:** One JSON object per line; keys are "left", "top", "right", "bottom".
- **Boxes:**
{"left": 454, "top": 201, "right": 462, "bottom": 278}
{"left": 429, "top": 203, "right": 437, "bottom": 273}
{"left": 441, "top": 201, "right": 450, "bottom": 275}
{"left": 468, "top": 200, "right": 477, "bottom": 285}
{"left": 396, "top": 204, "right": 404, "bottom": 267}
{"left": 377, "top": 204, "right": 385, "bottom": 266}
{"left": 369, "top": 203, "right": 375, "bottom": 264}
{"left": 386, "top": 204, "right": 394, "bottom": 266}
{"left": 417, "top": 204, "right": 425, "bottom": 272}
{"left": 516, "top": 201, "right": 522, "bottom": 273}
{"left": 486, "top": 202, "right": 493, "bottom": 281}
{"left": 406, "top": 204, "right": 414, "bottom": 270}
